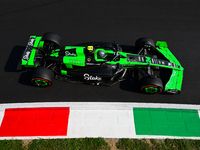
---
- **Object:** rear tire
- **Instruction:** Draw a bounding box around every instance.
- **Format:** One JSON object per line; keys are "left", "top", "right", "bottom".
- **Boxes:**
{"left": 31, "top": 67, "right": 54, "bottom": 87}
{"left": 140, "top": 75, "right": 163, "bottom": 94}
{"left": 42, "top": 32, "right": 61, "bottom": 47}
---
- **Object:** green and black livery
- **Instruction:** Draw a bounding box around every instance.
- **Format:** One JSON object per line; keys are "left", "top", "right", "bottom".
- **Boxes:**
{"left": 21, "top": 33, "right": 184, "bottom": 94}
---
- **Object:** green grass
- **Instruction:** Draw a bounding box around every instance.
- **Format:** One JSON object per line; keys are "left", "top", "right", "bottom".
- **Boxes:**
{"left": 28, "top": 138, "right": 110, "bottom": 150}
{"left": 116, "top": 139, "right": 150, "bottom": 150}
{"left": 0, "top": 138, "right": 200, "bottom": 150}
{"left": 116, "top": 139, "right": 200, "bottom": 150}
{"left": 0, "top": 140, "right": 24, "bottom": 150}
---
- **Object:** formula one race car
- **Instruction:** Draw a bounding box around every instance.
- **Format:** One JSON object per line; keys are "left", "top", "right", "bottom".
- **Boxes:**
{"left": 21, "top": 32, "right": 184, "bottom": 94}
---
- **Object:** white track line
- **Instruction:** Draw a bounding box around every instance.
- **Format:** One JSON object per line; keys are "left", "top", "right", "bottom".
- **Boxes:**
{"left": 0, "top": 102, "right": 200, "bottom": 110}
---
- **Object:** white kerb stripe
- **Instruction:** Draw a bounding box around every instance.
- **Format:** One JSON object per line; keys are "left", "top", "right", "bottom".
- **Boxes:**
{"left": 67, "top": 110, "right": 136, "bottom": 138}
{"left": 0, "top": 109, "right": 5, "bottom": 127}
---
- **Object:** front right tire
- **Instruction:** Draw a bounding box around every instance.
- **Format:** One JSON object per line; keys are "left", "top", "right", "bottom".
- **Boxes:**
{"left": 140, "top": 75, "right": 163, "bottom": 94}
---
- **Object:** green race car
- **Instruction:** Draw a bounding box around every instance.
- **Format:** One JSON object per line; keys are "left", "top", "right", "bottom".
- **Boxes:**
{"left": 21, "top": 32, "right": 184, "bottom": 94}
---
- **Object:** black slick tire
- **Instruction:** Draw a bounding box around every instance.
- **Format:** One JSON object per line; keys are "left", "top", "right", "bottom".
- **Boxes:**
{"left": 135, "top": 37, "right": 155, "bottom": 54}
{"left": 31, "top": 67, "right": 54, "bottom": 87}
{"left": 140, "top": 75, "right": 163, "bottom": 94}
{"left": 42, "top": 32, "right": 61, "bottom": 47}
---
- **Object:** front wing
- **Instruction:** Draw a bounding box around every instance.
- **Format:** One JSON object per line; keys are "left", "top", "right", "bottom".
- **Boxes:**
{"left": 156, "top": 41, "right": 184, "bottom": 93}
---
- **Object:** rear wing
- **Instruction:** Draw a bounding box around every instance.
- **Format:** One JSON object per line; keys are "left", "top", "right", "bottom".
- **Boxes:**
{"left": 21, "top": 36, "right": 44, "bottom": 67}
{"left": 156, "top": 41, "right": 184, "bottom": 94}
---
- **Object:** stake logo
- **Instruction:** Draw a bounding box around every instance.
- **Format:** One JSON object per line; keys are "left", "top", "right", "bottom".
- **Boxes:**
{"left": 65, "top": 51, "right": 76, "bottom": 57}
{"left": 28, "top": 38, "right": 35, "bottom": 46}
{"left": 23, "top": 51, "right": 31, "bottom": 60}
{"left": 84, "top": 73, "right": 102, "bottom": 81}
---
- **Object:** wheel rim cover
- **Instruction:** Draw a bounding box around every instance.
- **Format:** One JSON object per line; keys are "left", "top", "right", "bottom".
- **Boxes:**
{"left": 142, "top": 85, "right": 161, "bottom": 94}
{"left": 32, "top": 78, "right": 50, "bottom": 87}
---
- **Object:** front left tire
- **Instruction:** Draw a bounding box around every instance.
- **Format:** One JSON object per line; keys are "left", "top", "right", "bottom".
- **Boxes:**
{"left": 135, "top": 37, "right": 155, "bottom": 55}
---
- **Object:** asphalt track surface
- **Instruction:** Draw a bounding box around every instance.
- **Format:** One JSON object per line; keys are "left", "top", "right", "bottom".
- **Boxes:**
{"left": 1, "top": 0, "right": 200, "bottom": 104}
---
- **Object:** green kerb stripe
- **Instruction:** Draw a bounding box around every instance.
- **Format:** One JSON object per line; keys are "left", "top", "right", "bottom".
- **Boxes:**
{"left": 133, "top": 108, "right": 200, "bottom": 137}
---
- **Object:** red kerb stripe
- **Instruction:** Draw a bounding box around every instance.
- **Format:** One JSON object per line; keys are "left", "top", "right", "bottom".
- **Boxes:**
{"left": 0, "top": 107, "right": 70, "bottom": 137}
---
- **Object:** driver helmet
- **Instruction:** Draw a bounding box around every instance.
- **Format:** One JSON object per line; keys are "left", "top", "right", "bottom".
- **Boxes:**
{"left": 97, "top": 50, "right": 107, "bottom": 59}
